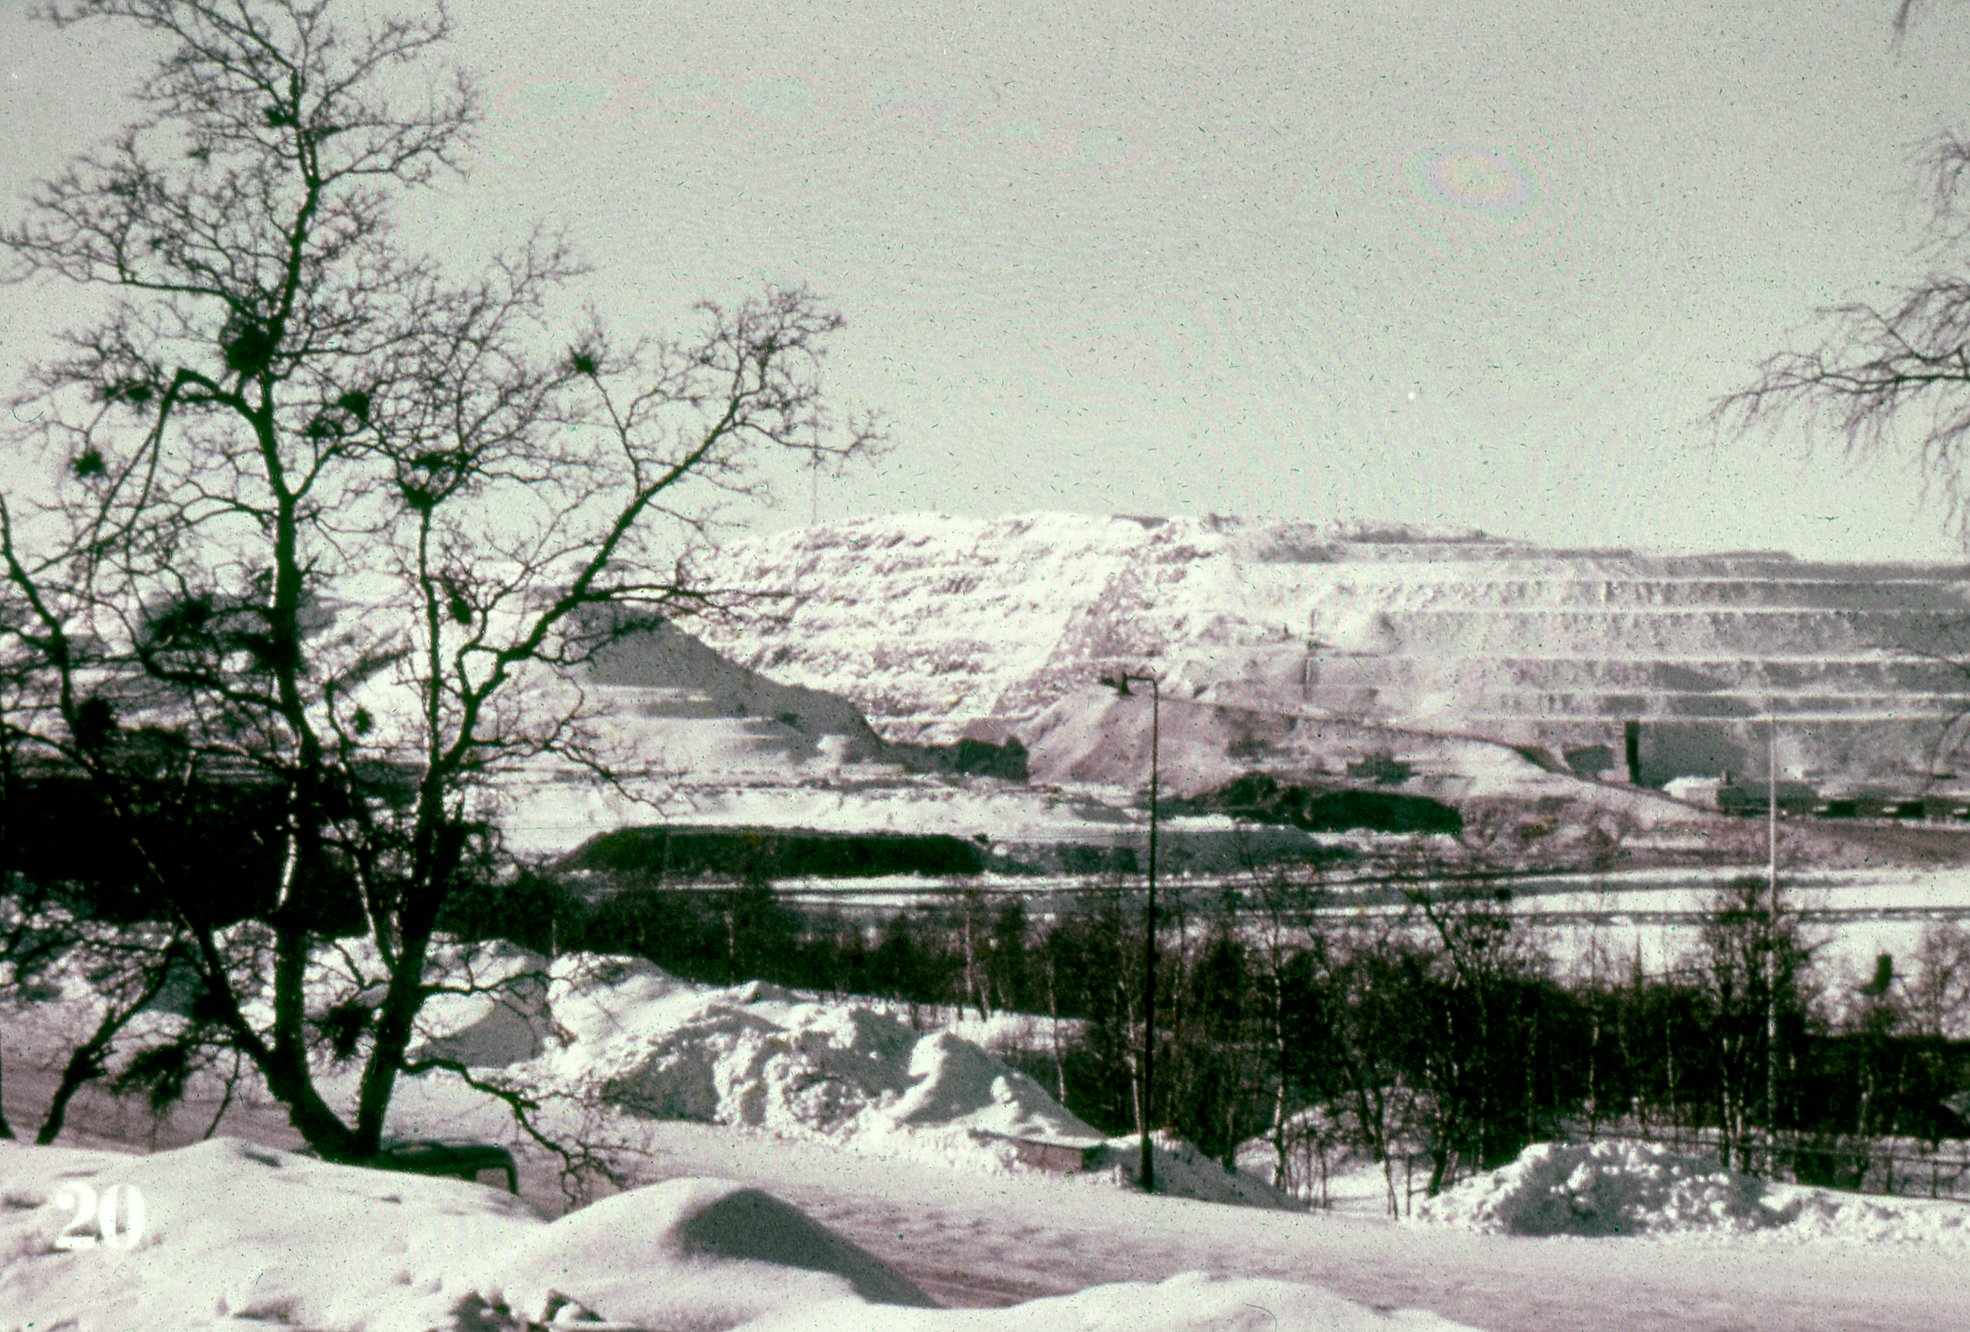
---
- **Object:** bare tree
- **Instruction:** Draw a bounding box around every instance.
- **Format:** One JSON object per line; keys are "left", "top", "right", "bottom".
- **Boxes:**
{"left": 0, "top": 0, "right": 877, "bottom": 1162}
{"left": 1716, "top": 6, "right": 1970, "bottom": 532}
{"left": 0, "top": 901, "right": 186, "bottom": 1145}
{"left": 1906, "top": 919, "right": 1970, "bottom": 1042}
{"left": 1687, "top": 877, "right": 1816, "bottom": 1172}
{"left": 1243, "top": 864, "right": 1320, "bottom": 1192}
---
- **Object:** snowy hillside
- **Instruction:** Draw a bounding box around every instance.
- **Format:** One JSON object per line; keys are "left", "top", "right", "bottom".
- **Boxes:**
{"left": 583, "top": 618, "right": 897, "bottom": 772}
{"left": 688, "top": 514, "right": 1970, "bottom": 793}
{"left": 487, "top": 614, "right": 1133, "bottom": 858}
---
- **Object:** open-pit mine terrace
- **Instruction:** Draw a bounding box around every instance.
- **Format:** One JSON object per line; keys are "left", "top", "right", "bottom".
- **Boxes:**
{"left": 692, "top": 513, "right": 1970, "bottom": 796}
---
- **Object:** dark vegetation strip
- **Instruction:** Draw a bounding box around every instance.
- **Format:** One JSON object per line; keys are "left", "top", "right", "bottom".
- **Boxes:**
{"left": 9, "top": 763, "right": 1970, "bottom": 1204}
{"left": 442, "top": 863, "right": 1970, "bottom": 1204}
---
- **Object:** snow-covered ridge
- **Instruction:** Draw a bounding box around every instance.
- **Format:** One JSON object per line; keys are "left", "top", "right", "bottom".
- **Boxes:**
{"left": 689, "top": 513, "right": 1970, "bottom": 789}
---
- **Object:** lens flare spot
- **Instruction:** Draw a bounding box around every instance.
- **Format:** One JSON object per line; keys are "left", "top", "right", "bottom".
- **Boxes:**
{"left": 1412, "top": 146, "right": 1536, "bottom": 217}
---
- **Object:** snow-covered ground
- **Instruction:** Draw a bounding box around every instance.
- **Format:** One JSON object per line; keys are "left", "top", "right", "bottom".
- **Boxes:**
{"left": 7, "top": 948, "right": 1970, "bottom": 1330}
{"left": 7, "top": 1115, "right": 1965, "bottom": 1331}
{"left": 1, "top": 1137, "right": 1476, "bottom": 1331}
{"left": 1313, "top": 862, "right": 1970, "bottom": 975}
{"left": 492, "top": 763, "right": 1140, "bottom": 861}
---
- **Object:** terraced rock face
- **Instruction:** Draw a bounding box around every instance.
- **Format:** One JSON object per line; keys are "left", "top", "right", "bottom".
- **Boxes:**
{"left": 690, "top": 514, "right": 1970, "bottom": 792}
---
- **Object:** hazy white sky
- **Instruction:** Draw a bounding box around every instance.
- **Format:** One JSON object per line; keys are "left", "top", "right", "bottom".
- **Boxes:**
{"left": 6, "top": 0, "right": 1970, "bottom": 560}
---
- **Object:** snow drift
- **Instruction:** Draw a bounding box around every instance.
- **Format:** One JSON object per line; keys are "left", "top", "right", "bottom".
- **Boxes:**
{"left": 490, "top": 1175, "right": 935, "bottom": 1327}
{"left": 0, "top": 1139, "right": 1482, "bottom": 1331}
{"left": 1416, "top": 1141, "right": 1785, "bottom": 1237}
{"left": 413, "top": 952, "right": 1289, "bottom": 1207}
{"left": 499, "top": 956, "right": 1104, "bottom": 1148}
{"left": 0, "top": 1138, "right": 540, "bottom": 1332}
{"left": 1417, "top": 1140, "right": 1970, "bottom": 1245}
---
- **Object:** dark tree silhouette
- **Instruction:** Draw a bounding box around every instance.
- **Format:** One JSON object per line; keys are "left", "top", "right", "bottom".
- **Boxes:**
{"left": 0, "top": 0, "right": 877, "bottom": 1162}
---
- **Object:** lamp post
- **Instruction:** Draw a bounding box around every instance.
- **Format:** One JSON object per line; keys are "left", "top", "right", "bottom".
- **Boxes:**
{"left": 1099, "top": 669, "right": 1159, "bottom": 1193}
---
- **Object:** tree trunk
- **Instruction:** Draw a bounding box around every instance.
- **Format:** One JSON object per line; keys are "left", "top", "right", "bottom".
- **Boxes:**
{"left": 35, "top": 1047, "right": 103, "bottom": 1146}
{"left": 1044, "top": 962, "right": 1068, "bottom": 1106}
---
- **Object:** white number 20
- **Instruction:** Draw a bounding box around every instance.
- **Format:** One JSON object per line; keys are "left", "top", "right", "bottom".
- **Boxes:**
{"left": 51, "top": 1182, "right": 145, "bottom": 1251}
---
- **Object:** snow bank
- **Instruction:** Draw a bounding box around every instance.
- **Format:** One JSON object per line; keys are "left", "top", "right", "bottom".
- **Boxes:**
{"left": 406, "top": 946, "right": 555, "bottom": 1068}
{"left": 1418, "top": 1140, "right": 1970, "bottom": 1246}
{"left": 0, "top": 1139, "right": 1478, "bottom": 1332}
{"left": 0, "top": 1137, "right": 539, "bottom": 1332}
{"left": 1771, "top": 1186, "right": 1970, "bottom": 1248}
{"left": 511, "top": 957, "right": 1104, "bottom": 1154}
{"left": 490, "top": 1176, "right": 934, "bottom": 1328}
{"left": 1416, "top": 1141, "right": 1782, "bottom": 1237}
{"left": 422, "top": 955, "right": 1292, "bottom": 1207}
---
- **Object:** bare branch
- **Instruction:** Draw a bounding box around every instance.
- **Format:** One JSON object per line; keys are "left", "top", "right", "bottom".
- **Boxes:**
{"left": 0, "top": 0, "right": 876, "bottom": 1164}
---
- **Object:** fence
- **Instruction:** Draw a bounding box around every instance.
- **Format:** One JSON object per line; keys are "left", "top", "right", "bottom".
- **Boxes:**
{"left": 1291, "top": 1126, "right": 1970, "bottom": 1216}
{"left": 1563, "top": 1123, "right": 1970, "bottom": 1205}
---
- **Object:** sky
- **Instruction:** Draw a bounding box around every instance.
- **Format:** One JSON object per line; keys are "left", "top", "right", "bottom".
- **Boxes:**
{"left": 5, "top": 0, "right": 1970, "bottom": 561}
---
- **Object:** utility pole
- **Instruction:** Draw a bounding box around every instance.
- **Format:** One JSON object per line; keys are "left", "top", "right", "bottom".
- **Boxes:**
{"left": 1765, "top": 713, "right": 1780, "bottom": 1172}
{"left": 1146, "top": 679, "right": 1159, "bottom": 1192}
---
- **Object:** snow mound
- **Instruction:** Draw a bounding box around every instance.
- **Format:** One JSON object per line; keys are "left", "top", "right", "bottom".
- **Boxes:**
{"left": 1420, "top": 1140, "right": 1970, "bottom": 1246}
{"left": 1416, "top": 1141, "right": 1784, "bottom": 1237}
{"left": 451, "top": 957, "right": 1293, "bottom": 1206}
{"left": 0, "top": 1137, "right": 539, "bottom": 1332}
{"left": 410, "top": 952, "right": 554, "bottom": 1068}
{"left": 502, "top": 955, "right": 1104, "bottom": 1151}
{"left": 1775, "top": 1188, "right": 1970, "bottom": 1247}
{"left": 491, "top": 1176, "right": 932, "bottom": 1328}
{"left": 890, "top": 1030, "right": 1079, "bottom": 1142}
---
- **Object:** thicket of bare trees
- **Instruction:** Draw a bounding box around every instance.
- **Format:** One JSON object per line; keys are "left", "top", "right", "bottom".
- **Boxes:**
{"left": 526, "top": 853, "right": 1970, "bottom": 1209}
{"left": 0, "top": 0, "right": 874, "bottom": 1162}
